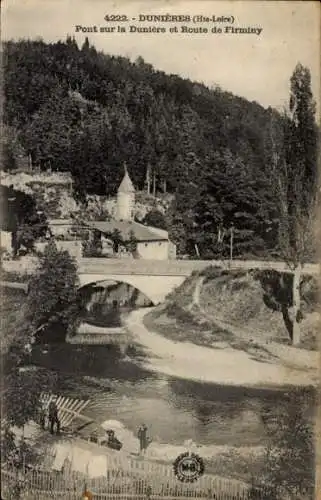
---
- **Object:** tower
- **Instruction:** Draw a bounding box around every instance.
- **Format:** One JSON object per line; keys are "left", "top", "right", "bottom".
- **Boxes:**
{"left": 116, "top": 164, "right": 135, "bottom": 221}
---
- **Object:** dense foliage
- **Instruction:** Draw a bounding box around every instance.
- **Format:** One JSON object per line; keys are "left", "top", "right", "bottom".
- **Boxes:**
{"left": 0, "top": 185, "right": 48, "bottom": 254}
{"left": 142, "top": 209, "right": 167, "bottom": 230}
{"left": 252, "top": 388, "right": 315, "bottom": 499}
{"left": 266, "top": 64, "right": 319, "bottom": 264}
{"left": 3, "top": 38, "right": 318, "bottom": 258}
{"left": 2, "top": 242, "right": 79, "bottom": 431}
{"left": 1, "top": 287, "right": 57, "bottom": 429}
{"left": 24, "top": 241, "right": 81, "bottom": 343}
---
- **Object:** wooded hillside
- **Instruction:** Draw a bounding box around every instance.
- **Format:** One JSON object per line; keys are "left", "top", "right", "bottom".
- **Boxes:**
{"left": 3, "top": 37, "right": 317, "bottom": 258}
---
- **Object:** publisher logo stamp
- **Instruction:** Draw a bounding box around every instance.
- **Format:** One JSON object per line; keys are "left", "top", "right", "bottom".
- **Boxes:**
{"left": 173, "top": 452, "right": 205, "bottom": 483}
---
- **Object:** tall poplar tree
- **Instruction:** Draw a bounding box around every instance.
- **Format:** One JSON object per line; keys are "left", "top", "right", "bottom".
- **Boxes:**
{"left": 270, "top": 63, "right": 318, "bottom": 345}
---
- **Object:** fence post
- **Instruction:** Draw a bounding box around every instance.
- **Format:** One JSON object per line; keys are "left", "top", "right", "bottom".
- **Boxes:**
{"left": 146, "top": 484, "right": 152, "bottom": 500}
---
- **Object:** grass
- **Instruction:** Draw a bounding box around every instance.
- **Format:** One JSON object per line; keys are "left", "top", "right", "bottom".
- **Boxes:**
{"left": 200, "top": 268, "right": 319, "bottom": 349}
{"left": 143, "top": 306, "right": 282, "bottom": 365}
{"left": 205, "top": 447, "right": 265, "bottom": 483}
{"left": 143, "top": 304, "right": 234, "bottom": 349}
{"left": 145, "top": 266, "right": 319, "bottom": 355}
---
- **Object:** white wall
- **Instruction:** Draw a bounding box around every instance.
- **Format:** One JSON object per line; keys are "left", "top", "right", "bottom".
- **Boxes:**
{"left": 136, "top": 224, "right": 176, "bottom": 260}
{"left": 1, "top": 231, "right": 12, "bottom": 253}
{"left": 168, "top": 241, "right": 177, "bottom": 260}
{"left": 48, "top": 220, "right": 73, "bottom": 237}
{"left": 116, "top": 192, "right": 134, "bottom": 221}
{"left": 136, "top": 240, "right": 169, "bottom": 260}
{"left": 79, "top": 273, "right": 185, "bottom": 304}
{"left": 35, "top": 240, "right": 82, "bottom": 259}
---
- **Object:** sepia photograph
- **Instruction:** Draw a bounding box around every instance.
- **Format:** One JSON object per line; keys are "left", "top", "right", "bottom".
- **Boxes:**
{"left": 0, "top": 1, "right": 320, "bottom": 499}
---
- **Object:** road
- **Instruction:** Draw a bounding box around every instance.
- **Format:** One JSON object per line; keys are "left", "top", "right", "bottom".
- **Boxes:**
{"left": 125, "top": 308, "right": 318, "bottom": 389}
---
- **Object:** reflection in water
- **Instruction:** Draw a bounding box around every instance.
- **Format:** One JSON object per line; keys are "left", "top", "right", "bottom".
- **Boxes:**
{"left": 78, "top": 282, "right": 153, "bottom": 328}
{"left": 30, "top": 343, "right": 316, "bottom": 448}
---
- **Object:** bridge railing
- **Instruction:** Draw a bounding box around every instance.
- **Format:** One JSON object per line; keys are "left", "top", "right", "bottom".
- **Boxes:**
{"left": 78, "top": 258, "right": 320, "bottom": 276}
{"left": 2, "top": 256, "right": 320, "bottom": 277}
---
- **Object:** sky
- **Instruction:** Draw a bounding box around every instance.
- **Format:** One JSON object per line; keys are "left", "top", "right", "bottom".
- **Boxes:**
{"left": 2, "top": 0, "right": 320, "bottom": 113}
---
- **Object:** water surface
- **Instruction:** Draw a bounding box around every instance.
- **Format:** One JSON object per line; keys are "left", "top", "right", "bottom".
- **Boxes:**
{"left": 31, "top": 342, "right": 315, "bottom": 448}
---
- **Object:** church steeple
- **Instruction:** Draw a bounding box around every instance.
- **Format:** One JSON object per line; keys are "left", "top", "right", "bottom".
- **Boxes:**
{"left": 116, "top": 163, "right": 135, "bottom": 220}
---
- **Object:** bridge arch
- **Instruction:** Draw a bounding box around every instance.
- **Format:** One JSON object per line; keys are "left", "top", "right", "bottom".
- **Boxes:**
{"left": 78, "top": 273, "right": 186, "bottom": 305}
{"left": 78, "top": 277, "right": 157, "bottom": 306}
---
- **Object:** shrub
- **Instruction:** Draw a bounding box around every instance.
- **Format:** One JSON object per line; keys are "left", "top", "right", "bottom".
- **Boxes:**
{"left": 251, "top": 388, "right": 315, "bottom": 499}
{"left": 199, "top": 265, "right": 222, "bottom": 282}
{"left": 142, "top": 209, "right": 167, "bottom": 230}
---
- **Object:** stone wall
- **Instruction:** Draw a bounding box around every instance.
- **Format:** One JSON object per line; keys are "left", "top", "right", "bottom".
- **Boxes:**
{"left": 2, "top": 171, "right": 169, "bottom": 223}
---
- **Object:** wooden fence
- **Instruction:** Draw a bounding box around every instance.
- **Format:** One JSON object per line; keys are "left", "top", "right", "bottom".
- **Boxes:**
{"left": 1, "top": 463, "right": 263, "bottom": 500}
{"left": 39, "top": 393, "right": 92, "bottom": 430}
{"left": 3, "top": 395, "right": 265, "bottom": 498}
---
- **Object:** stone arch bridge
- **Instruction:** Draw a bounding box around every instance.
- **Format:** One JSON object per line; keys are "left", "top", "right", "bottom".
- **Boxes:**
{"left": 78, "top": 259, "right": 197, "bottom": 305}
{"left": 2, "top": 257, "right": 319, "bottom": 305}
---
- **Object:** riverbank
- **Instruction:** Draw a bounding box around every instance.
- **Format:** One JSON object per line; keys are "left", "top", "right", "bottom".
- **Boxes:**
{"left": 126, "top": 308, "right": 318, "bottom": 388}
{"left": 14, "top": 417, "right": 265, "bottom": 484}
{"left": 148, "top": 269, "right": 319, "bottom": 349}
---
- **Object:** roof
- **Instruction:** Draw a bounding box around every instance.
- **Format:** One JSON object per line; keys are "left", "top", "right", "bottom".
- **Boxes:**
{"left": 86, "top": 220, "right": 168, "bottom": 242}
{"left": 48, "top": 219, "right": 73, "bottom": 225}
{"left": 118, "top": 167, "right": 135, "bottom": 193}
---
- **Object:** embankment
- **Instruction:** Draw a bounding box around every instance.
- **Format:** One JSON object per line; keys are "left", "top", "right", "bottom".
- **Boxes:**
{"left": 139, "top": 267, "right": 318, "bottom": 387}
{"left": 145, "top": 267, "right": 319, "bottom": 349}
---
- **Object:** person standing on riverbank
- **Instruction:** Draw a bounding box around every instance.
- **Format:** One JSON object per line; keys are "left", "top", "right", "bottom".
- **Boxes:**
{"left": 137, "top": 424, "right": 151, "bottom": 454}
{"left": 48, "top": 400, "right": 60, "bottom": 435}
{"left": 39, "top": 402, "right": 46, "bottom": 430}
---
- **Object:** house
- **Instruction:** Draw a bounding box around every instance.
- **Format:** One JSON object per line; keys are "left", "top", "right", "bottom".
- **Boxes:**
{"left": 86, "top": 166, "right": 176, "bottom": 260}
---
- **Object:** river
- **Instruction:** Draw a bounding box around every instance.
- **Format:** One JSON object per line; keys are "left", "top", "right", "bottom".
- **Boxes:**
{"left": 30, "top": 338, "right": 315, "bottom": 450}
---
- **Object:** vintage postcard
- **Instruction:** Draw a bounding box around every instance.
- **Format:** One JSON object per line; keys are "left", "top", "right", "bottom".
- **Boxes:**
{"left": 1, "top": 1, "right": 320, "bottom": 499}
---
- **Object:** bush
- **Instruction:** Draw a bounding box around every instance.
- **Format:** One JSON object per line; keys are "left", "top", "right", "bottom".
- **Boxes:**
{"left": 166, "top": 303, "right": 195, "bottom": 323}
{"left": 199, "top": 265, "right": 223, "bottom": 282}
{"left": 24, "top": 240, "right": 80, "bottom": 342}
{"left": 142, "top": 209, "right": 167, "bottom": 230}
{"left": 251, "top": 388, "right": 315, "bottom": 499}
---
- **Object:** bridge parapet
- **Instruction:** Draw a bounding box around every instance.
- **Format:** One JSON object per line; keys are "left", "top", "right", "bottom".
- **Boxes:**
{"left": 79, "top": 258, "right": 212, "bottom": 276}
{"left": 2, "top": 257, "right": 319, "bottom": 278}
{"left": 78, "top": 258, "right": 320, "bottom": 277}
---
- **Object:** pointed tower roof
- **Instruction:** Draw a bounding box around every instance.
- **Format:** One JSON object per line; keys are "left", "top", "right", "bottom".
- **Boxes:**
{"left": 118, "top": 164, "right": 135, "bottom": 193}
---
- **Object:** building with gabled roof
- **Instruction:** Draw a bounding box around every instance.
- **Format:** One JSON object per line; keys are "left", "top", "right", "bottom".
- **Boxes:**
{"left": 86, "top": 166, "right": 176, "bottom": 260}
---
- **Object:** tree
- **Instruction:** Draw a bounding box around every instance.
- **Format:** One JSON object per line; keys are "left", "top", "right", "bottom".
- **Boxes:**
{"left": 111, "top": 228, "right": 123, "bottom": 254}
{"left": 173, "top": 149, "right": 274, "bottom": 259}
{"left": 127, "top": 229, "right": 137, "bottom": 255}
{"left": 82, "top": 229, "right": 103, "bottom": 257}
{"left": 268, "top": 64, "right": 318, "bottom": 345}
{"left": 22, "top": 87, "right": 82, "bottom": 172}
{"left": 81, "top": 36, "right": 90, "bottom": 52}
{"left": 1, "top": 288, "right": 58, "bottom": 432}
{"left": 23, "top": 240, "right": 80, "bottom": 343}
{"left": 2, "top": 242, "right": 80, "bottom": 434}
{"left": 0, "top": 185, "right": 49, "bottom": 256}
{"left": 142, "top": 209, "right": 167, "bottom": 230}
{"left": 15, "top": 210, "right": 48, "bottom": 255}
{"left": 251, "top": 388, "right": 315, "bottom": 499}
